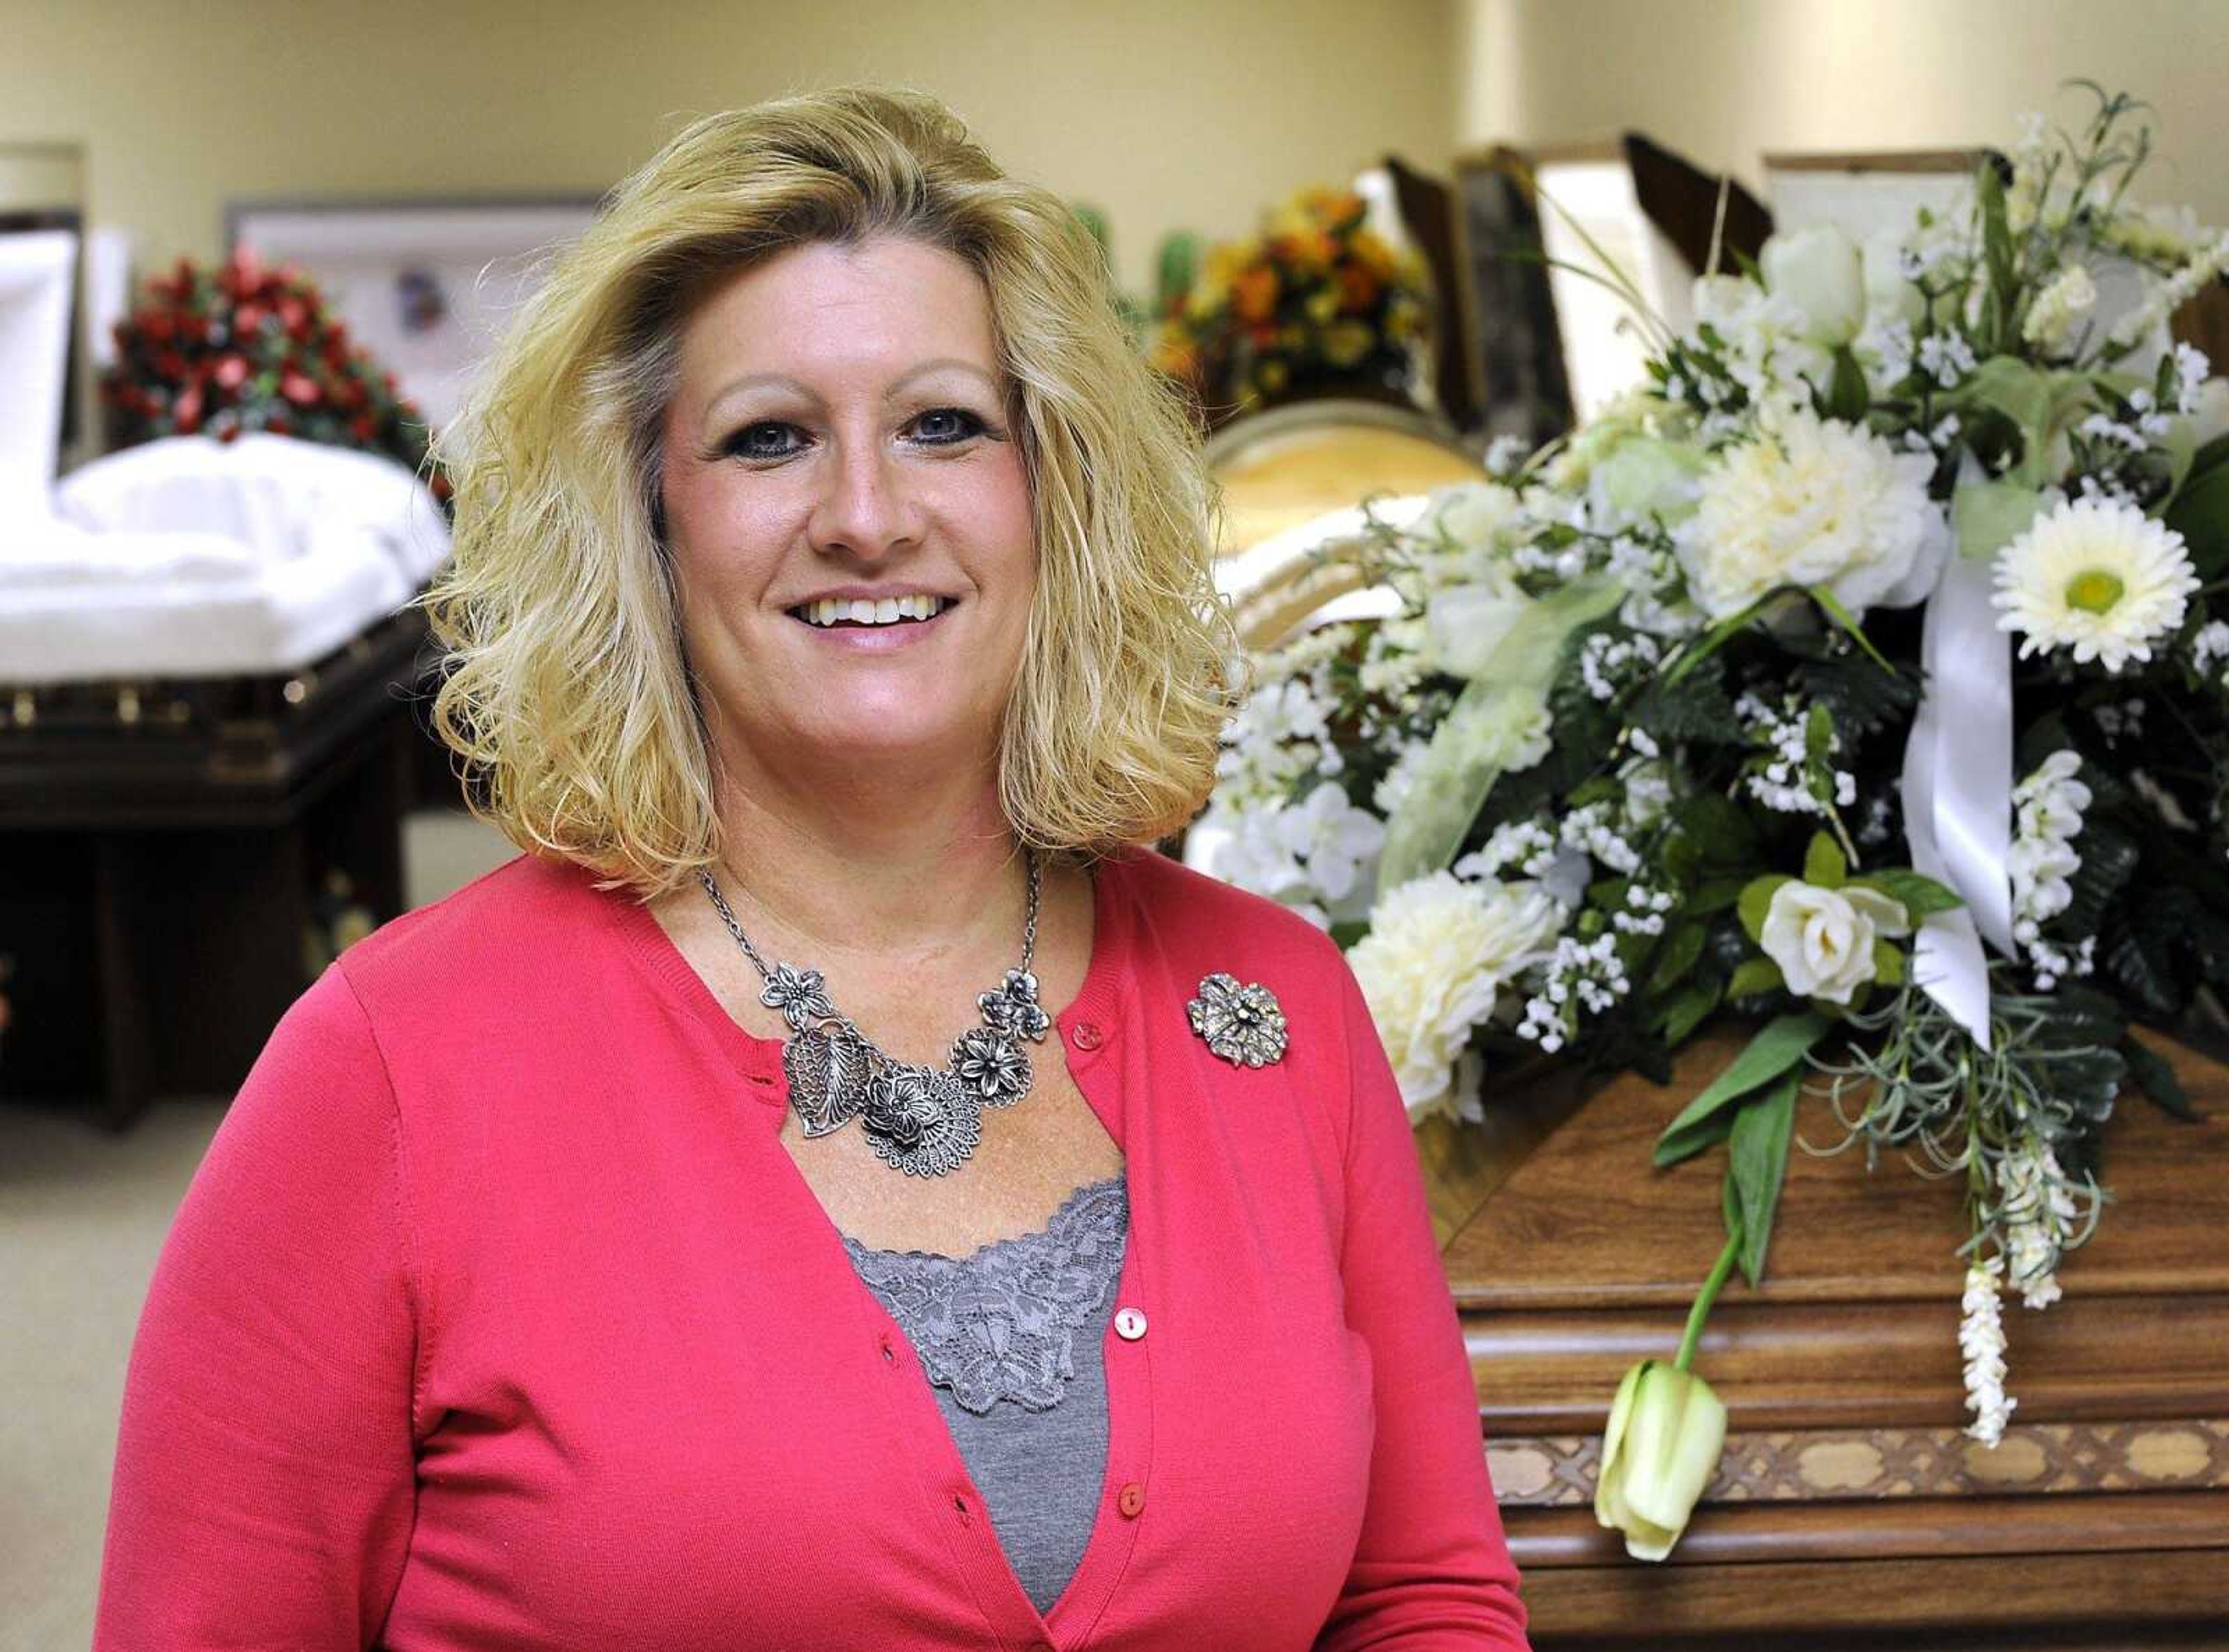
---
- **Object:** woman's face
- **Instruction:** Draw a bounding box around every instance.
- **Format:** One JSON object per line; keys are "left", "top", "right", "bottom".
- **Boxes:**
{"left": 657, "top": 233, "right": 1035, "bottom": 787}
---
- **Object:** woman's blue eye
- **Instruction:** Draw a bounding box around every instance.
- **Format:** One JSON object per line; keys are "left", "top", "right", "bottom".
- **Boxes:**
{"left": 726, "top": 422, "right": 799, "bottom": 460}
{"left": 720, "top": 408, "right": 986, "bottom": 463}
{"left": 912, "top": 407, "right": 986, "bottom": 444}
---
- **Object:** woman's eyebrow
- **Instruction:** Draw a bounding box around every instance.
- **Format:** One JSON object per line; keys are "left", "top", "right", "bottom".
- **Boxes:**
{"left": 703, "top": 358, "right": 1000, "bottom": 421}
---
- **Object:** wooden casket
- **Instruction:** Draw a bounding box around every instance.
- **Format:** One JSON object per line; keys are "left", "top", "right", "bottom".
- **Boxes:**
{"left": 0, "top": 608, "right": 433, "bottom": 1126}
{"left": 1435, "top": 1027, "right": 2229, "bottom": 1649}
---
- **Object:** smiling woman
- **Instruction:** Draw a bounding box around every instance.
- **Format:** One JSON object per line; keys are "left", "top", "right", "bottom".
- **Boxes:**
{"left": 95, "top": 85, "right": 1530, "bottom": 1651}
{"left": 655, "top": 235, "right": 1037, "bottom": 781}
{"left": 421, "top": 92, "right": 1233, "bottom": 894}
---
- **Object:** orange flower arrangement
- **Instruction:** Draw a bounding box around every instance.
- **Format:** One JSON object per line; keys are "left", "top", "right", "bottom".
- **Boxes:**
{"left": 1149, "top": 185, "right": 1431, "bottom": 419}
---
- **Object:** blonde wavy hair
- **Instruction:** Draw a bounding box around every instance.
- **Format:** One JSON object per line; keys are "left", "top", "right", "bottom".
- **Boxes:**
{"left": 422, "top": 85, "right": 1238, "bottom": 899}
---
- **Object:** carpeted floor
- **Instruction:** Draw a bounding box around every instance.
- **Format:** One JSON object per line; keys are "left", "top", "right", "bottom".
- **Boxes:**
{"left": 0, "top": 808, "right": 515, "bottom": 1651}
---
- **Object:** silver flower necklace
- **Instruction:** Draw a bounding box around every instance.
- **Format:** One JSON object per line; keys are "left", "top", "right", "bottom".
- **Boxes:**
{"left": 698, "top": 851, "right": 1050, "bottom": 1178}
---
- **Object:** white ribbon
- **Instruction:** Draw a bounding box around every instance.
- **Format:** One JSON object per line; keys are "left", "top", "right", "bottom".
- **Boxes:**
{"left": 1899, "top": 462, "right": 2021, "bottom": 1051}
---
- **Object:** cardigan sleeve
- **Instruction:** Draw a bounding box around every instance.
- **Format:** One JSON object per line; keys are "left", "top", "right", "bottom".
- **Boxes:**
{"left": 94, "top": 963, "right": 419, "bottom": 1650}
{"left": 1314, "top": 955, "right": 1531, "bottom": 1650}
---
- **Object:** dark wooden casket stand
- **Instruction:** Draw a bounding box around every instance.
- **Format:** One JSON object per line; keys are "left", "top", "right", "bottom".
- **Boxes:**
{"left": 1426, "top": 1027, "right": 2229, "bottom": 1650}
{"left": 0, "top": 611, "right": 432, "bottom": 1128}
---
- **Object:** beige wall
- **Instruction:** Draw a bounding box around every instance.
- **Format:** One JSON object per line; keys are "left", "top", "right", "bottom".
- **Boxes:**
{"left": 1460, "top": 0, "right": 2229, "bottom": 230}
{"left": 0, "top": 0, "right": 1456, "bottom": 302}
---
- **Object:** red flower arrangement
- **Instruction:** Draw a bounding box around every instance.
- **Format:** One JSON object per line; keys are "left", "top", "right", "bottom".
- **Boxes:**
{"left": 101, "top": 247, "right": 449, "bottom": 503}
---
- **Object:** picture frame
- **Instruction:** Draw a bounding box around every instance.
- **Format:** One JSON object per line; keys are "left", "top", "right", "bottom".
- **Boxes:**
{"left": 1762, "top": 148, "right": 1987, "bottom": 246}
{"left": 1448, "top": 145, "right": 1574, "bottom": 447}
{"left": 225, "top": 194, "right": 603, "bottom": 431}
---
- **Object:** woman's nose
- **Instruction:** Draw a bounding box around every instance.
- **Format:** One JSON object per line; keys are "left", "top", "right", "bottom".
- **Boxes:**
{"left": 808, "top": 437, "right": 922, "bottom": 561}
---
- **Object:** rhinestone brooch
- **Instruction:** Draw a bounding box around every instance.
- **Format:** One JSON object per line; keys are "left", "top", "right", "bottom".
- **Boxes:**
{"left": 1186, "top": 972, "right": 1289, "bottom": 1067}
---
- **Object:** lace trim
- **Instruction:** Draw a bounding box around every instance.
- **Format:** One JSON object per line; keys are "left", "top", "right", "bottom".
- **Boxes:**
{"left": 842, "top": 1174, "right": 1129, "bottom": 1415}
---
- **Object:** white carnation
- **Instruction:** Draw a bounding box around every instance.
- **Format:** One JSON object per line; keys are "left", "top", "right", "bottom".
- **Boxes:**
{"left": 1674, "top": 407, "right": 1942, "bottom": 620}
{"left": 1347, "top": 871, "right": 1564, "bottom": 1125}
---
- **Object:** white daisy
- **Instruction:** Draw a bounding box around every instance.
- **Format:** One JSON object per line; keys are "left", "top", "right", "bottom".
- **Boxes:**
{"left": 1992, "top": 497, "right": 2201, "bottom": 673}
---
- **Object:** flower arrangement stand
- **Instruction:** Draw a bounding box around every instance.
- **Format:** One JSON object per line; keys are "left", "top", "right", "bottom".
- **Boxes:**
{"left": 1438, "top": 1026, "right": 2229, "bottom": 1646}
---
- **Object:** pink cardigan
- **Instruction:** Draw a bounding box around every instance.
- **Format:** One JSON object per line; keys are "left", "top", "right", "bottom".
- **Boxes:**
{"left": 96, "top": 847, "right": 1529, "bottom": 1650}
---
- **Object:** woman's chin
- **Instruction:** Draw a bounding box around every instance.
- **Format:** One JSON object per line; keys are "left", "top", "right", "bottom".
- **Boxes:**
{"left": 781, "top": 705, "right": 1000, "bottom": 770}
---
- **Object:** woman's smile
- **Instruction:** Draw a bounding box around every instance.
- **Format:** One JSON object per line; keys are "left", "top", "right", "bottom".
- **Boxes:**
{"left": 785, "top": 589, "right": 964, "bottom": 651}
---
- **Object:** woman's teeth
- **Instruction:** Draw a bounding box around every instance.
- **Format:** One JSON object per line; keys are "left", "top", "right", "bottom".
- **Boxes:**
{"left": 795, "top": 594, "right": 950, "bottom": 627}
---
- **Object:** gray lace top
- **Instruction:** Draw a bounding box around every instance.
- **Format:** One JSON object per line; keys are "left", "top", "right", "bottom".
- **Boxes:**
{"left": 841, "top": 1173, "right": 1130, "bottom": 1615}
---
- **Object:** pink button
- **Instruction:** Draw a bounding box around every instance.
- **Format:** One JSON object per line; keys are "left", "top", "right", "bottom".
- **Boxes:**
{"left": 1117, "top": 1481, "right": 1145, "bottom": 1518}
{"left": 1072, "top": 1021, "right": 1103, "bottom": 1051}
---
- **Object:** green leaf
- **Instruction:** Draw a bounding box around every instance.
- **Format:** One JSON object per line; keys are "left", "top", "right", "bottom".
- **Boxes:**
{"left": 1588, "top": 875, "right": 1633, "bottom": 911}
{"left": 1675, "top": 789, "right": 1760, "bottom": 867}
{"left": 2185, "top": 428, "right": 2229, "bottom": 482}
{"left": 1654, "top": 976, "right": 1725, "bottom": 1048}
{"left": 1729, "top": 1069, "right": 1799, "bottom": 1286}
{"left": 1663, "top": 590, "right": 1778, "bottom": 688}
{"left": 1803, "top": 831, "right": 1847, "bottom": 889}
{"left": 1804, "top": 700, "right": 1835, "bottom": 764}
{"left": 2107, "top": 892, "right": 2190, "bottom": 1016}
{"left": 1631, "top": 653, "right": 1741, "bottom": 744}
{"left": 1810, "top": 587, "right": 1896, "bottom": 674}
{"left": 1978, "top": 162, "right": 2014, "bottom": 308}
{"left": 2120, "top": 1034, "right": 2201, "bottom": 1121}
{"left": 1653, "top": 1011, "right": 1833, "bottom": 1167}
{"left": 2164, "top": 455, "right": 2229, "bottom": 579}
{"left": 1650, "top": 919, "right": 1709, "bottom": 993}
{"left": 1790, "top": 644, "right": 1921, "bottom": 738}
{"left": 1738, "top": 874, "right": 1791, "bottom": 943}
{"left": 2057, "top": 820, "right": 2140, "bottom": 939}
{"left": 1727, "top": 955, "right": 1787, "bottom": 999}
{"left": 1688, "top": 875, "right": 1749, "bottom": 915}
{"left": 1872, "top": 937, "right": 1906, "bottom": 984}
{"left": 1825, "top": 345, "right": 1870, "bottom": 422}
{"left": 1844, "top": 868, "right": 1963, "bottom": 917}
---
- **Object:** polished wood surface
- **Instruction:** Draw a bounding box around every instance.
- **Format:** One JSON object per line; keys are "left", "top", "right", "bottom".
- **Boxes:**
{"left": 1442, "top": 1024, "right": 2229, "bottom": 1646}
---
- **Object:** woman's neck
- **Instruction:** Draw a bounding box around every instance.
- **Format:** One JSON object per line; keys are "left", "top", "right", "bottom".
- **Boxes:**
{"left": 704, "top": 750, "right": 1031, "bottom": 972}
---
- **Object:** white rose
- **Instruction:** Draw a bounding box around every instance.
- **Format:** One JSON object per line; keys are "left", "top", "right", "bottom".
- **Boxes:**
{"left": 1759, "top": 881, "right": 1911, "bottom": 1004}
{"left": 1347, "top": 871, "right": 1565, "bottom": 1124}
{"left": 1762, "top": 224, "right": 1867, "bottom": 348}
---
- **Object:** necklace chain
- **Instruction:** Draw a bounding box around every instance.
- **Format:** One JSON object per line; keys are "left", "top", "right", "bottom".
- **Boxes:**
{"left": 698, "top": 851, "right": 1042, "bottom": 1052}
{"left": 696, "top": 850, "right": 1047, "bottom": 1178}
